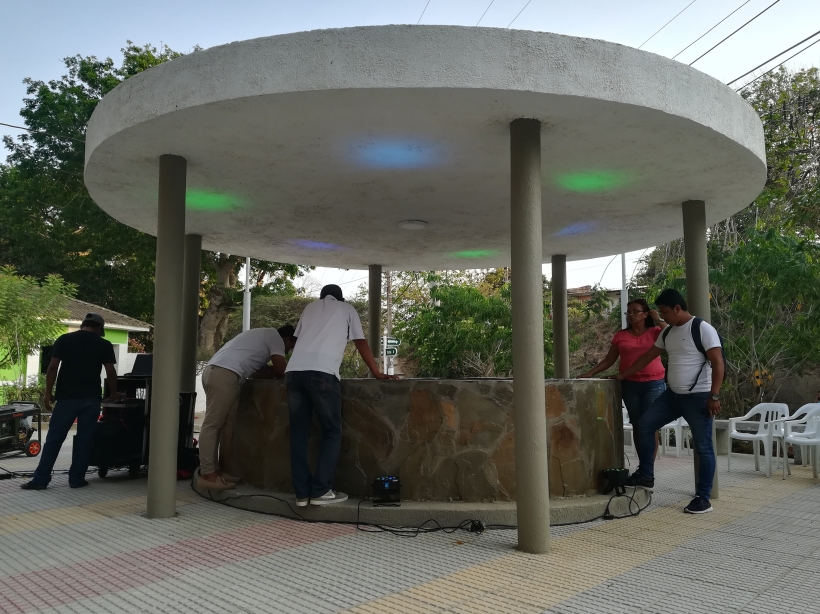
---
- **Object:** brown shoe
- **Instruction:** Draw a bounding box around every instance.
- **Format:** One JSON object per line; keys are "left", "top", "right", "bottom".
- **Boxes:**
{"left": 197, "top": 475, "right": 235, "bottom": 491}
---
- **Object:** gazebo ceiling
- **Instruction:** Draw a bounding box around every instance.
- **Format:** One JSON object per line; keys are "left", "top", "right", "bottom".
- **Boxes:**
{"left": 85, "top": 25, "right": 766, "bottom": 270}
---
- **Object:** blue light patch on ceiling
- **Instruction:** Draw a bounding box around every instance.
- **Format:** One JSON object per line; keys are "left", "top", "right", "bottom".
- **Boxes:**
{"left": 291, "top": 240, "right": 341, "bottom": 250}
{"left": 554, "top": 222, "right": 598, "bottom": 237}
{"left": 352, "top": 139, "right": 440, "bottom": 169}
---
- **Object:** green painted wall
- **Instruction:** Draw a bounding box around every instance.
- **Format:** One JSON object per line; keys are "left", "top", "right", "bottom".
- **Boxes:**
{"left": 104, "top": 329, "right": 129, "bottom": 345}
{"left": 0, "top": 326, "right": 131, "bottom": 382}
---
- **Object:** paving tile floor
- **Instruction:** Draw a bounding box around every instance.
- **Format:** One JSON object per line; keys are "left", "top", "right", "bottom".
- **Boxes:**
{"left": 1, "top": 438, "right": 819, "bottom": 614}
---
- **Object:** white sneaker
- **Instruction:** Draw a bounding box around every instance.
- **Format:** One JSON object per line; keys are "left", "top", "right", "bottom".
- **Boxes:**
{"left": 295, "top": 498, "right": 309, "bottom": 507}
{"left": 310, "top": 490, "right": 348, "bottom": 505}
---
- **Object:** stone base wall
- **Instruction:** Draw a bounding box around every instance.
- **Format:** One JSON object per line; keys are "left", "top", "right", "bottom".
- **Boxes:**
{"left": 220, "top": 378, "right": 621, "bottom": 501}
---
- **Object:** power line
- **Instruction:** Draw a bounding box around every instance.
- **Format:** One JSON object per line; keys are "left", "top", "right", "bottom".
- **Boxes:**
{"left": 727, "top": 28, "right": 820, "bottom": 86}
{"left": 671, "top": 0, "right": 752, "bottom": 60}
{"left": 597, "top": 256, "right": 619, "bottom": 286}
{"left": 507, "top": 0, "right": 533, "bottom": 28}
{"left": 0, "top": 121, "right": 84, "bottom": 143}
{"left": 417, "top": 0, "right": 431, "bottom": 25}
{"left": 737, "top": 36, "right": 820, "bottom": 91}
{"left": 476, "top": 1, "right": 495, "bottom": 26}
{"left": 689, "top": 0, "right": 781, "bottom": 66}
{"left": 638, "top": 0, "right": 698, "bottom": 50}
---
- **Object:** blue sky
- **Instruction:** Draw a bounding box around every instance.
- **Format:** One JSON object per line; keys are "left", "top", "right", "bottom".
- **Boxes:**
{"left": 3, "top": 0, "right": 818, "bottom": 291}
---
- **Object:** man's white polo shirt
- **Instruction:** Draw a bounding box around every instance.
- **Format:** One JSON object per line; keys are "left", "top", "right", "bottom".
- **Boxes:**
{"left": 207, "top": 328, "right": 286, "bottom": 381}
{"left": 286, "top": 296, "right": 365, "bottom": 380}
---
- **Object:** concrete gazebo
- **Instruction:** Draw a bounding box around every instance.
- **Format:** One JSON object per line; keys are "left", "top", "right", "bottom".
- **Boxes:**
{"left": 84, "top": 26, "right": 765, "bottom": 553}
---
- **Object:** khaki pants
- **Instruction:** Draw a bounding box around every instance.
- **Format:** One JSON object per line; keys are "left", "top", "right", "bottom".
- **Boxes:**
{"left": 200, "top": 365, "right": 242, "bottom": 475}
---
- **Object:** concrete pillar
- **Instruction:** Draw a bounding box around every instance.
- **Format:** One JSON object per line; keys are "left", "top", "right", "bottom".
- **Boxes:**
{"left": 682, "top": 199, "right": 718, "bottom": 500}
{"left": 682, "top": 201, "right": 710, "bottom": 321}
{"left": 551, "top": 255, "right": 569, "bottom": 379}
{"left": 180, "top": 234, "right": 201, "bottom": 393}
{"left": 147, "top": 154, "right": 186, "bottom": 518}
{"left": 368, "top": 265, "right": 382, "bottom": 359}
{"left": 510, "top": 118, "right": 550, "bottom": 554}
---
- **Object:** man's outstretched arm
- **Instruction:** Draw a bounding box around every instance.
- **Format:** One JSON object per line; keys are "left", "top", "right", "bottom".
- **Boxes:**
{"left": 352, "top": 339, "right": 399, "bottom": 380}
{"left": 615, "top": 346, "right": 663, "bottom": 381}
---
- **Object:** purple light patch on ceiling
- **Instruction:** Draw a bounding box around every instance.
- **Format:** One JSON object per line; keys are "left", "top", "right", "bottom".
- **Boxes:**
{"left": 554, "top": 222, "right": 598, "bottom": 237}
{"left": 292, "top": 240, "right": 341, "bottom": 250}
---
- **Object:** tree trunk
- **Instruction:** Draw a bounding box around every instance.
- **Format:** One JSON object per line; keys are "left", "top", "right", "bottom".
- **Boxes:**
{"left": 198, "top": 254, "right": 239, "bottom": 357}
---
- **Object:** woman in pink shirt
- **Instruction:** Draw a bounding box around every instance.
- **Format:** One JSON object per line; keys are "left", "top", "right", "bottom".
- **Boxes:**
{"left": 580, "top": 299, "right": 667, "bottom": 453}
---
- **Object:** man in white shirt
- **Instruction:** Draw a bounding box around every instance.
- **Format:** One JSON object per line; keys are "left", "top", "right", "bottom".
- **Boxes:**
{"left": 286, "top": 285, "right": 397, "bottom": 506}
{"left": 198, "top": 325, "right": 296, "bottom": 491}
{"left": 616, "top": 288, "right": 724, "bottom": 514}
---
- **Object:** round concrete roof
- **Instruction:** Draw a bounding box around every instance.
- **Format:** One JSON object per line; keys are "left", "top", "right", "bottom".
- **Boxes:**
{"left": 85, "top": 25, "right": 766, "bottom": 271}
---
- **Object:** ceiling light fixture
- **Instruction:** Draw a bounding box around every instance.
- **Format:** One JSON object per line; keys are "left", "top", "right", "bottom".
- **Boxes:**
{"left": 398, "top": 220, "right": 428, "bottom": 230}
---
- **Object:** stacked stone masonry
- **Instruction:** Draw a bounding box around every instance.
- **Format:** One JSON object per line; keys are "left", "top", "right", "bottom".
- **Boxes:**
{"left": 221, "top": 378, "right": 621, "bottom": 501}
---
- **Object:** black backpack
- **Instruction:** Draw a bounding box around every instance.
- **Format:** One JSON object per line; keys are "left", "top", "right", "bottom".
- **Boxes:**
{"left": 661, "top": 317, "right": 726, "bottom": 391}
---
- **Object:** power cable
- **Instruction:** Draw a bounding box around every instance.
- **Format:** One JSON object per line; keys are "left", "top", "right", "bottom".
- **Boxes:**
{"left": 671, "top": 0, "right": 752, "bottom": 60}
{"left": 507, "top": 0, "right": 533, "bottom": 28}
{"left": 689, "top": 0, "right": 781, "bottom": 66}
{"left": 0, "top": 121, "right": 84, "bottom": 143}
{"left": 736, "top": 36, "right": 820, "bottom": 91}
{"left": 416, "top": 0, "right": 432, "bottom": 25}
{"left": 638, "top": 0, "right": 698, "bottom": 50}
{"left": 597, "top": 255, "right": 619, "bottom": 287}
{"left": 727, "top": 28, "right": 820, "bottom": 86}
{"left": 476, "top": 1, "right": 495, "bottom": 26}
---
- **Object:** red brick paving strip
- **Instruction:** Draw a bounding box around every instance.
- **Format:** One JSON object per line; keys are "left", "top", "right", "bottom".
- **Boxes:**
{"left": 0, "top": 517, "right": 354, "bottom": 613}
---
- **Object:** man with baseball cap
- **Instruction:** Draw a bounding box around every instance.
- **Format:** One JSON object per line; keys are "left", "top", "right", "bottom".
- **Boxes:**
{"left": 21, "top": 313, "right": 119, "bottom": 490}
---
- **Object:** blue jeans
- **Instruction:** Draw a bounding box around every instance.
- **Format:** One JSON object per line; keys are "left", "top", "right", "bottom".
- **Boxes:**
{"left": 286, "top": 371, "right": 343, "bottom": 498}
{"left": 635, "top": 389, "right": 715, "bottom": 500}
{"left": 33, "top": 398, "right": 100, "bottom": 487}
{"left": 621, "top": 379, "right": 666, "bottom": 425}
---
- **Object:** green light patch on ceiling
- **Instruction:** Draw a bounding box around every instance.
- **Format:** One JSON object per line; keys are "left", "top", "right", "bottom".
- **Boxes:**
{"left": 555, "top": 171, "right": 630, "bottom": 193}
{"left": 453, "top": 249, "right": 497, "bottom": 259}
{"left": 186, "top": 190, "right": 242, "bottom": 211}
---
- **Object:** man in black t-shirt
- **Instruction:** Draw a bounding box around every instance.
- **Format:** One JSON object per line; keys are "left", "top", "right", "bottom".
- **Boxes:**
{"left": 21, "top": 313, "right": 119, "bottom": 490}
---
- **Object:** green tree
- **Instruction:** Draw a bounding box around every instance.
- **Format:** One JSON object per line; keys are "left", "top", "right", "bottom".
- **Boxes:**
{"left": 711, "top": 230, "right": 820, "bottom": 410}
{"left": 0, "top": 43, "right": 181, "bottom": 323}
{"left": 0, "top": 266, "right": 75, "bottom": 374}
{"left": 1, "top": 43, "right": 308, "bottom": 349}
{"left": 395, "top": 279, "right": 555, "bottom": 378}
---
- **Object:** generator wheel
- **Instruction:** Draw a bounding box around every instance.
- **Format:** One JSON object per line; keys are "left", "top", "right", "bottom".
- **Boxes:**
{"left": 25, "top": 440, "right": 41, "bottom": 457}
{"left": 98, "top": 466, "right": 109, "bottom": 478}
{"left": 128, "top": 465, "right": 141, "bottom": 479}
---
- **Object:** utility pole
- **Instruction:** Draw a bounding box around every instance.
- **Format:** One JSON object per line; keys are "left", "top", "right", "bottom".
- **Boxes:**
{"left": 242, "top": 256, "right": 251, "bottom": 332}
{"left": 386, "top": 272, "right": 392, "bottom": 336}
{"left": 621, "top": 253, "right": 628, "bottom": 329}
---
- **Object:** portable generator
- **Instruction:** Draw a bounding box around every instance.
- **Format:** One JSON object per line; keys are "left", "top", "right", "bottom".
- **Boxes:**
{"left": 0, "top": 402, "right": 42, "bottom": 459}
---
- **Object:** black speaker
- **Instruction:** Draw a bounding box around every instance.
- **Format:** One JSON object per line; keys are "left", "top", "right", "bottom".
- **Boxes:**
{"left": 372, "top": 475, "right": 401, "bottom": 506}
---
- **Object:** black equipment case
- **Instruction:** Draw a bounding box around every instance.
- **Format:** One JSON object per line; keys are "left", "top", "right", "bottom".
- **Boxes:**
{"left": 88, "top": 354, "right": 198, "bottom": 479}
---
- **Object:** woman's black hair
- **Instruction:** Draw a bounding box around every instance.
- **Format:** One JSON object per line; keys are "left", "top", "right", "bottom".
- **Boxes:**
{"left": 625, "top": 298, "right": 656, "bottom": 329}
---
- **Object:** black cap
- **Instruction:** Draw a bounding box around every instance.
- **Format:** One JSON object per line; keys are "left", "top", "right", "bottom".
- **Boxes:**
{"left": 82, "top": 313, "right": 106, "bottom": 328}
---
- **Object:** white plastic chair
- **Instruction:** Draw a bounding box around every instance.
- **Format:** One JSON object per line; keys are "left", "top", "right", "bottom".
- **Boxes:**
{"left": 776, "top": 404, "right": 820, "bottom": 478}
{"left": 660, "top": 418, "right": 690, "bottom": 457}
{"left": 780, "top": 415, "right": 820, "bottom": 480}
{"left": 728, "top": 403, "right": 789, "bottom": 477}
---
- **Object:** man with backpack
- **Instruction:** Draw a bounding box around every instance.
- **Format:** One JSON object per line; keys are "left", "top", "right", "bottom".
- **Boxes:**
{"left": 616, "top": 288, "right": 724, "bottom": 514}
